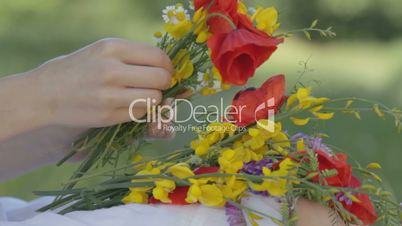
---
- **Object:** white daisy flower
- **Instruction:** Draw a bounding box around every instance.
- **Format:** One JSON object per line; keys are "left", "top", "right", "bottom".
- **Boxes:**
{"left": 162, "top": 5, "right": 190, "bottom": 25}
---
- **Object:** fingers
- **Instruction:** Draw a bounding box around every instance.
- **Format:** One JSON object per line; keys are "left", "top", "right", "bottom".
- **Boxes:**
{"left": 108, "top": 107, "right": 147, "bottom": 125}
{"left": 101, "top": 88, "right": 162, "bottom": 108}
{"left": 114, "top": 64, "right": 172, "bottom": 90}
{"left": 94, "top": 38, "right": 174, "bottom": 73}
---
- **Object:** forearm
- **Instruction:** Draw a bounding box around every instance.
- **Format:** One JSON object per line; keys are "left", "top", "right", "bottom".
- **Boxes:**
{"left": 0, "top": 125, "right": 86, "bottom": 181}
{"left": 0, "top": 38, "right": 173, "bottom": 181}
{"left": 0, "top": 71, "right": 86, "bottom": 181}
{"left": 0, "top": 71, "right": 50, "bottom": 142}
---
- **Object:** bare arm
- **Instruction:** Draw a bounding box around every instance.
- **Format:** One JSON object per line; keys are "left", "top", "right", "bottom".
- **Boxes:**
{"left": 0, "top": 38, "right": 173, "bottom": 181}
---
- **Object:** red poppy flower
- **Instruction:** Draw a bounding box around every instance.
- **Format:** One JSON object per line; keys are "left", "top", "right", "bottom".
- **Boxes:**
{"left": 208, "top": 28, "right": 283, "bottom": 86}
{"left": 229, "top": 74, "right": 286, "bottom": 126}
{"left": 313, "top": 150, "right": 352, "bottom": 187}
{"left": 298, "top": 150, "right": 377, "bottom": 224}
{"left": 149, "top": 167, "right": 219, "bottom": 205}
{"left": 340, "top": 176, "right": 378, "bottom": 225}
{"left": 194, "top": 0, "right": 238, "bottom": 34}
{"left": 194, "top": 0, "right": 237, "bottom": 13}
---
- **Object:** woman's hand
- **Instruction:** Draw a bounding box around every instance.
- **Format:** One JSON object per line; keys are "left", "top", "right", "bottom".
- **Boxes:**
{"left": 0, "top": 38, "right": 173, "bottom": 180}
{"left": 33, "top": 38, "right": 173, "bottom": 128}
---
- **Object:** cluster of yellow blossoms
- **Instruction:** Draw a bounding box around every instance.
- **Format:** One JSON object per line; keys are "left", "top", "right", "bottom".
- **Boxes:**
{"left": 122, "top": 161, "right": 247, "bottom": 207}
{"left": 287, "top": 87, "right": 335, "bottom": 126}
{"left": 162, "top": 2, "right": 281, "bottom": 41}
{"left": 123, "top": 120, "right": 299, "bottom": 207}
{"left": 190, "top": 122, "right": 237, "bottom": 156}
{"left": 171, "top": 49, "right": 194, "bottom": 86}
{"left": 218, "top": 121, "right": 291, "bottom": 174}
{"left": 238, "top": 2, "right": 280, "bottom": 36}
{"left": 162, "top": 3, "right": 210, "bottom": 42}
{"left": 186, "top": 175, "right": 247, "bottom": 207}
{"left": 162, "top": 4, "right": 192, "bottom": 40}
{"left": 190, "top": 121, "right": 296, "bottom": 198}
{"left": 123, "top": 162, "right": 195, "bottom": 204}
{"left": 249, "top": 158, "right": 298, "bottom": 197}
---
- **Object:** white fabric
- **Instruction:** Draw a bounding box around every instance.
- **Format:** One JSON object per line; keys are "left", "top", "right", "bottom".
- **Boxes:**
{"left": 0, "top": 195, "right": 281, "bottom": 226}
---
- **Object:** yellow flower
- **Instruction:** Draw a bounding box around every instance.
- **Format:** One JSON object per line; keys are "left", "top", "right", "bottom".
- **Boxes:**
{"left": 247, "top": 128, "right": 266, "bottom": 150}
{"left": 286, "top": 87, "right": 334, "bottom": 124}
{"left": 185, "top": 178, "right": 205, "bottom": 203}
{"left": 206, "top": 131, "right": 222, "bottom": 144}
{"left": 193, "top": 8, "right": 211, "bottom": 43}
{"left": 122, "top": 189, "right": 149, "bottom": 204}
{"left": 367, "top": 162, "right": 382, "bottom": 169}
{"left": 313, "top": 112, "right": 335, "bottom": 120}
{"left": 152, "top": 179, "right": 176, "bottom": 203}
{"left": 211, "top": 66, "right": 222, "bottom": 81}
{"left": 191, "top": 122, "right": 238, "bottom": 156}
{"left": 200, "top": 87, "right": 216, "bottom": 96}
{"left": 218, "top": 149, "right": 244, "bottom": 173}
{"left": 171, "top": 49, "right": 194, "bottom": 86}
{"left": 220, "top": 176, "right": 247, "bottom": 200}
{"left": 153, "top": 31, "right": 163, "bottom": 43}
{"left": 153, "top": 31, "right": 163, "bottom": 38}
{"left": 287, "top": 87, "right": 326, "bottom": 110}
{"left": 244, "top": 122, "right": 289, "bottom": 156}
{"left": 296, "top": 138, "right": 305, "bottom": 151}
{"left": 249, "top": 158, "right": 298, "bottom": 197}
{"left": 152, "top": 186, "right": 170, "bottom": 203}
{"left": 252, "top": 7, "right": 280, "bottom": 35}
{"left": 163, "top": 5, "right": 192, "bottom": 40}
{"left": 166, "top": 163, "right": 195, "bottom": 179}
{"left": 122, "top": 162, "right": 162, "bottom": 204}
{"left": 191, "top": 139, "right": 210, "bottom": 156}
{"left": 186, "top": 179, "right": 225, "bottom": 207}
{"left": 237, "top": 1, "right": 248, "bottom": 15}
{"left": 165, "top": 21, "right": 192, "bottom": 40}
{"left": 290, "top": 117, "right": 310, "bottom": 126}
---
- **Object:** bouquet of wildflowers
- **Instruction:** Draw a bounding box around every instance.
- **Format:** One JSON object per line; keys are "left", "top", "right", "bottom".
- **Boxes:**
{"left": 41, "top": 0, "right": 402, "bottom": 225}
{"left": 58, "top": 0, "right": 335, "bottom": 189}
{"left": 57, "top": 0, "right": 287, "bottom": 186}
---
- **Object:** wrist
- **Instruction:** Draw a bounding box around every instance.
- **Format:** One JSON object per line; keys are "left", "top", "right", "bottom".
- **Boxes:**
{"left": 10, "top": 70, "right": 52, "bottom": 128}
{"left": 0, "top": 71, "right": 51, "bottom": 141}
{"left": 27, "top": 68, "right": 55, "bottom": 127}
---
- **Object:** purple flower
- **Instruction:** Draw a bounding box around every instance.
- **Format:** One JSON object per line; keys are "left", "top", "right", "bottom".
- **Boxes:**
{"left": 336, "top": 192, "right": 353, "bottom": 206}
{"left": 225, "top": 203, "right": 247, "bottom": 226}
{"left": 241, "top": 159, "right": 273, "bottom": 175}
{"left": 290, "top": 133, "right": 332, "bottom": 154}
{"left": 240, "top": 159, "right": 274, "bottom": 197}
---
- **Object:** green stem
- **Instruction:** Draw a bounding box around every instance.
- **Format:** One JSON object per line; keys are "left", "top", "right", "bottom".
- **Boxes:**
{"left": 206, "top": 12, "right": 237, "bottom": 30}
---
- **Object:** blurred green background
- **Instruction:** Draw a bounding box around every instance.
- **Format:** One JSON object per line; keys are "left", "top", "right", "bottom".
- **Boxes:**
{"left": 0, "top": 0, "right": 401, "bottom": 202}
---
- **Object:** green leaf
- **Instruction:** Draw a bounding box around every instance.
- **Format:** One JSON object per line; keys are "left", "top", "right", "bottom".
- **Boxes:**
{"left": 310, "top": 19, "right": 318, "bottom": 28}
{"left": 304, "top": 31, "right": 312, "bottom": 40}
